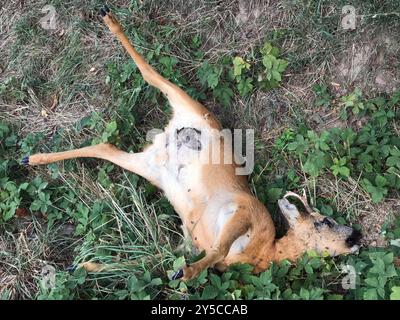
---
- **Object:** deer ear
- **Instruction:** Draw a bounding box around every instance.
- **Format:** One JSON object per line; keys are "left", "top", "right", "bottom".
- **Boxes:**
{"left": 283, "top": 190, "right": 313, "bottom": 215}
{"left": 278, "top": 198, "right": 300, "bottom": 227}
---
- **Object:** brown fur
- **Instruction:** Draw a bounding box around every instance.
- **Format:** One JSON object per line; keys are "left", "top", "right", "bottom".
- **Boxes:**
{"left": 26, "top": 8, "right": 361, "bottom": 281}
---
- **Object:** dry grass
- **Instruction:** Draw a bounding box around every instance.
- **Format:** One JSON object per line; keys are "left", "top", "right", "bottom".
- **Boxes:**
{"left": 2, "top": 1, "right": 399, "bottom": 134}
{"left": 0, "top": 0, "right": 112, "bottom": 135}
{"left": 316, "top": 175, "right": 397, "bottom": 246}
{"left": 0, "top": 218, "right": 76, "bottom": 299}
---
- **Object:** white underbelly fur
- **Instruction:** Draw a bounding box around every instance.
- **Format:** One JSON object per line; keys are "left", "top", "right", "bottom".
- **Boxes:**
{"left": 214, "top": 200, "right": 250, "bottom": 256}
{"left": 144, "top": 115, "right": 250, "bottom": 255}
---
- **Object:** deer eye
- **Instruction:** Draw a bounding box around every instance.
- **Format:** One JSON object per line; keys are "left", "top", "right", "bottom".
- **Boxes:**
{"left": 314, "top": 217, "right": 335, "bottom": 230}
{"left": 322, "top": 217, "right": 334, "bottom": 228}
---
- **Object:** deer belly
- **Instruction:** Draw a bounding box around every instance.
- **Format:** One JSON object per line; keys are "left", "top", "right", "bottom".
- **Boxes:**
{"left": 165, "top": 127, "right": 207, "bottom": 191}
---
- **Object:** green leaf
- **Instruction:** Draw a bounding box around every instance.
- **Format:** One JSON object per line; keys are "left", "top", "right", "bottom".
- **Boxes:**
{"left": 320, "top": 204, "right": 333, "bottom": 216}
{"left": 232, "top": 56, "right": 250, "bottom": 77}
{"left": 369, "top": 257, "right": 385, "bottom": 274}
{"left": 338, "top": 166, "right": 350, "bottom": 177}
{"left": 277, "top": 59, "right": 289, "bottom": 72}
{"left": 390, "top": 239, "right": 400, "bottom": 247}
{"left": 270, "top": 46, "right": 280, "bottom": 57}
{"left": 30, "top": 200, "right": 42, "bottom": 211}
{"left": 382, "top": 252, "right": 393, "bottom": 264}
{"left": 305, "top": 264, "right": 313, "bottom": 274}
{"left": 331, "top": 157, "right": 350, "bottom": 178}
{"left": 363, "top": 288, "right": 378, "bottom": 300}
{"left": 106, "top": 121, "right": 118, "bottom": 134}
{"left": 287, "top": 134, "right": 308, "bottom": 154}
{"left": 362, "top": 178, "right": 388, "bottom": 203}
{"left": 3, "top": 204, "right": 17, "bottom": 221}
{"left": 213, "top": 85, "right": 233, "bottom": 107}
{"left": 260, "top": 42, "right": 273, "bottom": 55}
{"left": 259, "top": 270, "right": 272, "bottom": 285}
{"left": 38, "top": 192, "right": 46, "bottom": 202}
{"left": 390, "top": 287, "right": 400, "bottom": 300}
{"left": 386, "top": 156, "right": 400, "bottom": 168}
{"left": 197, "top": 62, "right": 221, "bottom": 89}
{"left": 201, "top": 285, "right": 219, "bottom": 299}
{"left": 375, "top": 175, "right": 388, "bottom": 188}
{"left": 327, "top": 294, "right": 343, "bottom": 300}
{"left": 19, "top": 182, "right": 29, "bottom": 190}
{"left": 150, "top": 278, "right": 163, "bottom": 286}
{"left": 237, "top": 77, "right": 253, "bottom": 96}
{"left": 206, "top": 72, "right": 220, "bottom": 89}
{"left": 299, "top": 287, "right": 310, "bottom": 300}
{"left": 263, "top": 58, "right": 272, "bottom": 70}
{"left": 303, "top": 151, "right": 327, "bottom": 177}
{"left": 173, "top": 256, "right": 185, "bottom": 271}
{"left": 365, "top": 277, "right": 378, "bottom": 287}
{"left": 209, "top": 273, "right": 222, "bottom": 289}
{"left": 73, "top": 267, "right": 87, "bottom": 285}
{"left": 271, "top": 70, "right": 281, "bottom": 81}
{"left": 266, "top": 188, "right": 282, "bottom": 203}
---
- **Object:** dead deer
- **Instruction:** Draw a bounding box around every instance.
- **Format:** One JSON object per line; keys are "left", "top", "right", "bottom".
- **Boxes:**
{"left": 21, "top": 5, "right": 362, "bottom": 281}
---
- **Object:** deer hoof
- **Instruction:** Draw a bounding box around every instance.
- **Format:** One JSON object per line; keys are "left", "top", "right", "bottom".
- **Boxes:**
{"left": 99, "top": 4, "right": 110, "bottom": 17}
{"left": 21, "top": 155, "right": 30, "bottom": 166}
{"left": 99, "top": 8, "right": 107, "bottom": 17}
{"left": 171, "top": 269, "right": 184, "bottom": 280}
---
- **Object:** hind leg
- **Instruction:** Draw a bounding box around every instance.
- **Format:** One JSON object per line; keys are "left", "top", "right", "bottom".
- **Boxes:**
{"left": 173, "top": 207, "right": 251, "bottom": 281}
{"left": 100, "top": 6, "right": 220, "bottom": 127}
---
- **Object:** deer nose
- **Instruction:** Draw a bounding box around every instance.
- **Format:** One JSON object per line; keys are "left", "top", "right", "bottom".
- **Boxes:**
{"left": 345, "top": 229, "right": 362, "bottom": 247}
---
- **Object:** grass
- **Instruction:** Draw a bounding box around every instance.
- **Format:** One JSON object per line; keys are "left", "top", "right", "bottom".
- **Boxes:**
{"left": 0, "top": 0, "right": 400, "bottom": 300}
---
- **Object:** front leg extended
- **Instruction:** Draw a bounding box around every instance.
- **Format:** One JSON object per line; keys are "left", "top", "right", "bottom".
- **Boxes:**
{"left": 22, "top": 143, "right": 161, "bottom": 187}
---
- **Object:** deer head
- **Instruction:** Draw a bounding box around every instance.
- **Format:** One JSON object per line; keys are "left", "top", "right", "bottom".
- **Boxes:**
{"left": 274, "top": 191, "right": 362, "bottom": 261}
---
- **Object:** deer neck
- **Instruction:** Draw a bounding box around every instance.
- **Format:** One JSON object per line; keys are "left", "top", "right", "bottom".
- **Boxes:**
{"left": 252, "top": 230, "right": 306, "bottom": 272}
{"left": 271, "top": 230, "right": 305, "bottom": 262}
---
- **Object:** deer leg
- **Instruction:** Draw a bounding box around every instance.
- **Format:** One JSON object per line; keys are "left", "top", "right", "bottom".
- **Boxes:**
{"left": 173, "top": 207, "right": 251, "bottom": 281}
{"left": 99, "top": 5, "right": 214, "bottom": 121}
{"left": 22, "top": 143, "right": 160, "bottom": 186}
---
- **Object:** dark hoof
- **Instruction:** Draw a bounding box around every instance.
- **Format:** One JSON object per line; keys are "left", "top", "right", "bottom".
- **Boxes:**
{"left": 66, "top": 264, "right": 77, "bottom": 272}
{"left": 172, "top": 269, "right": 184, "bottom": 280}
{"left": 99, "top": 8, "right": 107, "bottom": 17}
{"left": 99, "top": 4, "right": 110, "bottom": 17}
{"left": 21, "top": 155, "right": 30, "bottom": 166}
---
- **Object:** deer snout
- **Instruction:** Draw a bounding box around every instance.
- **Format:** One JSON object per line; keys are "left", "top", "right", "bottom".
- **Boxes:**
{"left": 345, "top": 229, "right": 362, "bottom": 248}
{"left": 322, "top": 223, "right": 362, "bottom": 255}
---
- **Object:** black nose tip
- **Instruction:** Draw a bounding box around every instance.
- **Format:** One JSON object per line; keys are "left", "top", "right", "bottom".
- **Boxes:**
{"left": 346, "top": 229, "right": 362, "bottom": 247}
